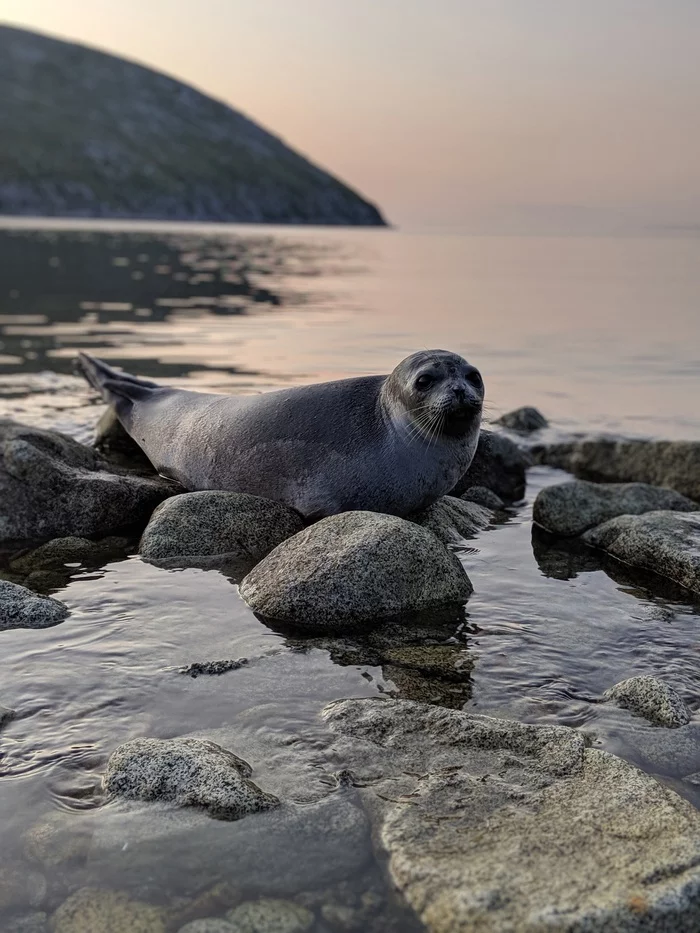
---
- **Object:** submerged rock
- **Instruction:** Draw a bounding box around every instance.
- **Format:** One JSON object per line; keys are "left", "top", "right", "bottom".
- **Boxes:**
{"left": 1, "top": 704, "right": 13, "bottom": 729}
{"left": 0, "top": 579, "right": 68, "bottom": 631}
{"left": 178, "top": 917, "right": 235, "bottom": 933}
{"left": 23, "top": 811, "right": 94, "bottom": 868}
{"left": 9, "top": 535, "right": 130, "bottom": 574}
{"left": 533, "top": 480, "right": 697, "bottom": 537}
{"left": 139, "top": 491, "right": 303, "bottom": 565}
{"left": 0, "top": 865, "right": 46, "bottom": 912}
{"left": 51, "top": 887, "right": 167, "bottom": 933}
{"left": 604, "top": 676, "right": 692, "bottom": 728}
{"left": 177, "top": 659, "right": 249, "bottom": 678}
{"left": 451, "top": 430, "right": 528, "bottom": 503}
{"left": 178, "top": 921, "right": 236, "bottom": 933}
{"left": 411, "top": 496, "right": 491, "bottom": 545}
{"left": 225, "top": 899, "right": 313, "bottom": 933}
{"left": 583, "top": 510, "right": 700, "bottom": 595}
{"left": 496, "top": 406, "right": 548, "bottom": 433}
{"left": 531, "top": 435, "right": 700, "bottom": 502}
{"left": 323, "top": 696, "right": 700, "bottom": 933}
{"left": 0, "top": 419, "right": 176, "bottom": 543}
{"left": 85, "top": 784, "right": 371, "bottom": 899}
{"left": 172, "top": 881, "right": 242, "bottom": 930}
{"left": 103, "top": 737, "right": 279, "bottom": 820}
{"left": 239, "top": 511, "right": 472, "bottom": 627}
{"left": 4, "top": 913, "right": 48, "bottom": 933}
{"left": 286, "top": 616, "right": 474, "bottom": 709}
{"left": 460, "top": 486, "right": 505, "bottom": 510}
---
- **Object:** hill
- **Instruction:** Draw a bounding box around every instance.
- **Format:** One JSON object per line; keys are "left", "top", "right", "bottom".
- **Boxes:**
{"left": 0, "top": 24, "right": 386, "bottom": 225}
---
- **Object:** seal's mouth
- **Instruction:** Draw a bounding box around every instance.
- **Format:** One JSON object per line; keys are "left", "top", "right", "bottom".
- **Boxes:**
{"left": 440, "top": 400, "right": 481, "bottom": 437}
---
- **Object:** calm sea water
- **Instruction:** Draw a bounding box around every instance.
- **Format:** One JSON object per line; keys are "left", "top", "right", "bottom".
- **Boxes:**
{"left": 1, "top": 220, "right": 700, "bottom": 930}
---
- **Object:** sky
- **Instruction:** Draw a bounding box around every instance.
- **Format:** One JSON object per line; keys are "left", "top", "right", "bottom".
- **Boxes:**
{"left": 4, "top": 0, "right": 700, "bottom": 232}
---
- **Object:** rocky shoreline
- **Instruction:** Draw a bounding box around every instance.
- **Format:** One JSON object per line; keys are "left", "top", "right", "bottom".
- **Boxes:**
{"left": 2, "top": 408, "right": 700, "bottom": 931}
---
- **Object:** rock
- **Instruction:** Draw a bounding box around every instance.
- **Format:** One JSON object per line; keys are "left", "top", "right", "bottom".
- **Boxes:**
{"left": 4, "top": 913, "right": 48, "bottom": 933}
{"left": 0, "top": 420, "right": 177, "bottom": 543}
{"left": 410, "top": 496, "right": 491, "bottom": 545}
{"left": 1, "top": 704, "right": 14, "bottom": 729}
{"left": 323, "top": 696, "right": 700, "bottom": 933}
{"left": 0, "top": 580, "right": 69, "bottom": 631}
{"left": 531, "top": 435, "right": 700, "bottom": 502}
{"left": 239, "top": 511, "right": 472, "bottom": 628}
{"left": 171, "top": 881, "right": 241, "bottom": 930}
{"left": 225, "top": 899, "right": 313, "bottom": 933}
{"left": 381, "top": 644, "right": 474, "bottom": 681}
{"left": 0, "top": 866, "right": 46, "bottom": 911}
{"left": 460, "top": 486, "right": 504, "bottom": 510}
{"left": 496, "top": 406, "right": 548, "bottom": 433}
{"left": 450, "top": 430, "right": 528, "bottom": 503}
{"left": 319, "top": 904, "right": 358, "bottom": 930}
{"left": 85, "top": 789, "right": 371, "bottom": 899}
{"left": 51, "top": 888, "right": 167, "bottom": 933}
{"left": 93, "top": 406, "right": 154, "bottom": 471}
{"left": 616, "top": 722, "right": 700, "bottom": 780}
{"left": 23, "top": 812, "right": 94, "bottom": 868}
{"left": 9, "top": 536, "right": 128, "bottom": 574}
{"left": 139, "top": 491, "right": 303, "bottom": 566}
{"left": 177, "top": 659, "right": 248, "bottom": 678}
{"left": 604, "top": 676, "right": 692, "bottom": 728}
{"left": 103, "top": 737, "right": 279, "bottom": 820}
{"left": 178, "top": 921, "right": 236, "bottom": 933}
{"left": 533, "top": 480, "right": 697, "bottom": 537}
{"left": 286, "top": 618, "right": 474, "bottom": 708}
{"left": 583, "top": 510, "right": 700, "bottom": 595}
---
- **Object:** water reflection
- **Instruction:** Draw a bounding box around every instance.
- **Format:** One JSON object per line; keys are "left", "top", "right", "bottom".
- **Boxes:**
{"left": 283, "top": 610, "right": 475, "bottom": 709}
{"left": 0, "top": 228, "right": 340, "bottom": 379}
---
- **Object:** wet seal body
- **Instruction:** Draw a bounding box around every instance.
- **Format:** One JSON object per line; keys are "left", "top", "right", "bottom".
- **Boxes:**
{"left": 76, "top": 350, "right": 484, "bottom": 520}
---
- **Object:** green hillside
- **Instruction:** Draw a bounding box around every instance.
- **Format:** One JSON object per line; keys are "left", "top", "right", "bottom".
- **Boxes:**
{"left": 0, "top": 24, "right": 386, "bottom": 225}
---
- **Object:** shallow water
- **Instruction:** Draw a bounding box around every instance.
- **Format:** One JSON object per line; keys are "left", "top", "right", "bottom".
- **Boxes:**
{"left": 1, "top": 220, "right": 700, "bottom": 930}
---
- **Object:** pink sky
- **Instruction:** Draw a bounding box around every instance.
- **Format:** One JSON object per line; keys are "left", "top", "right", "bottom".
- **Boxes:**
{"left": 5, "top": 0, "right": 700, "bottom": 231}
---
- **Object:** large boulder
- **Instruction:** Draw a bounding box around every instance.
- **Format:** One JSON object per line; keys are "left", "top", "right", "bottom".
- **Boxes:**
{"left": 410, "top": 496, "right": 491, "bottom": 545}
{"left": 0, "top": 579, "right": 68, "bottom": 631}
{"left": 139, "top": 491, "right": 303, "bottom": 566}
{"left": 103, "top": 737, "right": 279, "bottom": 821}
{"left": 531, "top": 435, "right": 700, "bottom": 502}
{"left": 323, "top": 697, "right": 700, "bottom": 933}
{"left": 496, "top": 406, "right": 548, "bottom": 433}
{"left": 604, "top": 676, "right": 692, "bottom": 728}
{"left": 583, "top": 510, "right": 700, "bottom": 596}
{"left": 239, "top": 511, "right": 472, "bottom": 627}
{"left": 451, "top": 430, "right": 528, "bottom": 503}
{"left": 0, "top": 419, "right": 177, "bottom": 543}
{"left": 533, "top": 480, "right": 697, "bottom": 537}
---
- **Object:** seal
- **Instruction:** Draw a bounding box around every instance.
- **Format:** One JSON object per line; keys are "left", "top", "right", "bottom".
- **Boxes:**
{"left": 76, "top": 350, "right": 484, "bottom": 519}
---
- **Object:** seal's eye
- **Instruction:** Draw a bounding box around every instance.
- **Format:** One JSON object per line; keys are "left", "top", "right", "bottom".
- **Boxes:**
{"left": 415, "top": 374, "right": 434, "bottom": 391}
{"left": 467, "top": 370, "right": 483, "bottom": 391}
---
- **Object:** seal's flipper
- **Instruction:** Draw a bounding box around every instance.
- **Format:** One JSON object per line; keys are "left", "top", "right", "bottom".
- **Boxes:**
{"left": 76, "top": 352, "right": 158, "bottom": 408}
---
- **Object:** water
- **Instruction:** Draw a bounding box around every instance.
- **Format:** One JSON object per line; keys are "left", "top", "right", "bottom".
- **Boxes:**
{"left": 1, "top": 220, "right": 700, "bottom": 930}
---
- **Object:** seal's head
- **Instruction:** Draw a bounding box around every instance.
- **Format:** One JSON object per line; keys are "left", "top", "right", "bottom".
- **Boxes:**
{"left": 383, "top": 349, "right": 484, "bottom": 442}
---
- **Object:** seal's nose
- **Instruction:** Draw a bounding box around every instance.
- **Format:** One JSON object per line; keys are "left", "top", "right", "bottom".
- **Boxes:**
{"left": 451, "top": 382, "right": 482, "bottom": 411}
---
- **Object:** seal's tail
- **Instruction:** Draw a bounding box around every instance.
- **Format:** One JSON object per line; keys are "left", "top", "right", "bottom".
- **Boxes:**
{"left": 75, "top": 352, "right": 159, "bottom": 410}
